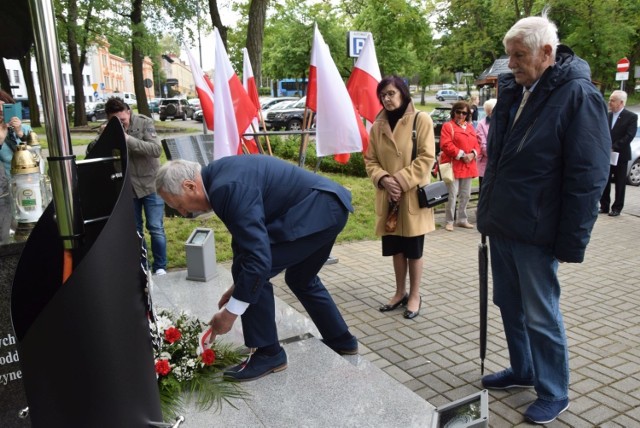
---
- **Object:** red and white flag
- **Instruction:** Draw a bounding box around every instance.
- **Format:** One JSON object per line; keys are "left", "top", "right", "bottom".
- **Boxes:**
{"left": 307, "top": 25, "right": 367, "bottom": 163}
{"left": 347, "top": 34, "right": 381, "bottom": 126}
{"left": 242, "top": 47, "right": 260, "bottom": 153}
{"left": 213, "top": 27, "right": 258, "bottom": 159}
{"left": 185, "top": 47, "right": 214, "bottom": 131}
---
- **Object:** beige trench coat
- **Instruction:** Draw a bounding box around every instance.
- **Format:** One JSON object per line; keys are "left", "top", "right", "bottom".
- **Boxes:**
{"left": 365, "top": 103, "right": 436, "bottom": 237}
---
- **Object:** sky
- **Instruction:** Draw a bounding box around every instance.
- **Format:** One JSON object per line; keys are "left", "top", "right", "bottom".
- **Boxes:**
{"left": 181, "top": 2, "right": 240, "bottom": 72}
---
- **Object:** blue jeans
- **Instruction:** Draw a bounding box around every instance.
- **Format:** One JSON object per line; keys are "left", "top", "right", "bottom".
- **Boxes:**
{"left": 489, "top": 235, "right": 569, "bottom": 401}
{"left": 133, "top": 193, "right": 167, "bottom": 272}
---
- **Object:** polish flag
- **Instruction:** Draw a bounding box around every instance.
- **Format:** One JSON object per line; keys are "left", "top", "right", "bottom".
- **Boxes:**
{"left": 347, "top": 34, "right": 381, "bottom": 125}
{"left": 307, "top": 25, "right": 367, "bottom": 163}
{"left": 213, "top": 27, "right": 258, "bottom": 159}
{"left": 185, "top": 47, "right": 214, "bottom": 131}
{"left": 242, "top": 48, "right": 260, "bottom": 153}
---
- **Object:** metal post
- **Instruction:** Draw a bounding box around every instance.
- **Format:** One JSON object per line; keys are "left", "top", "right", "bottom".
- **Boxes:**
{"left": 28, "top": 0, "right": 83, "bottom": 249}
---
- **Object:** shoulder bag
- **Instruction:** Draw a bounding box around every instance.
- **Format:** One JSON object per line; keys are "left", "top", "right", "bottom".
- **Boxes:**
{"left": 437, "top": 123, "right": 455, "bottom": 184}
{"left": 412, "top": 112, "right": 449, "bottom": 208}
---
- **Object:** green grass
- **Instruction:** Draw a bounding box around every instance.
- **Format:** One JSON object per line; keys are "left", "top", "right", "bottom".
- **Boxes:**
{"left": 162, "top": 169, "right": 377, "bottom": 269}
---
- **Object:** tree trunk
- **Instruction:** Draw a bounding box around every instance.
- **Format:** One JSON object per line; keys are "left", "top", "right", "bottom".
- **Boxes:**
{"left": 66, "top": 0, "right": 88, "bottom": 127}
{"left": 208, "top": 0, "right": 228, "bottom": 50}
{"left": 246, "top": 0, "right": 268, "bottom": 88}
{"left": 131, "top": 0, "right": 149, "bottom": 116}
{"left": 19, "top": 54, "right": 41, "bottom": 128}
{"left": 0, "top": 60, "right": 11, "bottom": 93}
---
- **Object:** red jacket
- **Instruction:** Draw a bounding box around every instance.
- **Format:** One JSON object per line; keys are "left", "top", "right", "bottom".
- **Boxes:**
{"left": 439, "top": 119, "right": 480, "bottom": 179}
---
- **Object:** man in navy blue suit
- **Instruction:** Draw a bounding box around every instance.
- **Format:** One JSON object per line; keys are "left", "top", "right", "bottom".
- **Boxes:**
{"left": 599, "top": 90, "right": 638, "bottom": 217}
{"left": 156, "top": 156, "right": 358, "bottom": 381}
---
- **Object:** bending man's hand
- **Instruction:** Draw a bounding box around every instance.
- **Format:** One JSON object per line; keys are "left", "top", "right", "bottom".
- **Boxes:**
{"left": 209, "top": 309, "right": 238, "bottom": 337}
{"left": 218, "top": 285, "right": 235, "bottom": 309}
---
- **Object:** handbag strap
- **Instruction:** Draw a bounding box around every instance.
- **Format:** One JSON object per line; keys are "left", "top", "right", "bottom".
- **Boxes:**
{"left": 411, "top": 112, "right": 442, "bottom": 181}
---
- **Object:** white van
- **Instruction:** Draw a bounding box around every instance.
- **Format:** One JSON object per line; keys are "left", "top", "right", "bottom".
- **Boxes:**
{"left": 114, "top": 92, "right": 137, "bottom": 106}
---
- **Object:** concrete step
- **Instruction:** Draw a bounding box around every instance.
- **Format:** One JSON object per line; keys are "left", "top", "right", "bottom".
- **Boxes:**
{"left": 152, "top": 268, "right": 435, "bottom": 427}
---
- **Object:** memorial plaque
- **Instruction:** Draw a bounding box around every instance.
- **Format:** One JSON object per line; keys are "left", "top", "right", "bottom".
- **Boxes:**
{"left": 0, "top": 243, "right": 30, "bottom": 427}
{"left": 161, "top": 134, "right": 214, "bottom": 167}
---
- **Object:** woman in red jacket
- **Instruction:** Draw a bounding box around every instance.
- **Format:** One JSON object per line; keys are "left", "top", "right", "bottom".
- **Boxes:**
{"left": 439, "top": 101, "right": 480, "bottom": 231}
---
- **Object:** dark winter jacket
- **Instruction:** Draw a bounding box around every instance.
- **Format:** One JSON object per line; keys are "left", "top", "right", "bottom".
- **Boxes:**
{"left": 477, "top": 45, "right": 611, "bottom": 263}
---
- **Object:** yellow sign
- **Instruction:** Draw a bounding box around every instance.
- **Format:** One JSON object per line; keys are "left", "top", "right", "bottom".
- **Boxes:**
{"left": 92, "top": 83, "right": 98, "bottom": 91}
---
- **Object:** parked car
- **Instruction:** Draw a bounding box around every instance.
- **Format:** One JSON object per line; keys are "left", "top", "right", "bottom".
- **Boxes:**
{"left": 429, "top": 107, "right": 451, "bottom": 152}
{"left": 148, "top": 99, "right": 161, "bottom": 114}
{"left": 193, "top": 109, "right": 203, "bottom": 122}
{"left": 260, "top": 96, "right": 299, "bottom": 111}
{"left": 188, "top": 98, "right": 201, "bottom": 110}
{"left": 627, "top": 122, "right": 640, "bottom": 186}
{"left": 159, "top": 98, "right": 195, "bottom": 121}
{"left": 264, "top": 97, "right": 309, "bottom": 130}
{"left": 85, "top": 101, "right": 106, "bottom": 122}
{"left": 259, "top": 100, "right": 296, "bottom": 129}
{"left": 436, "top": 89, "right": 465, "bottom": 101}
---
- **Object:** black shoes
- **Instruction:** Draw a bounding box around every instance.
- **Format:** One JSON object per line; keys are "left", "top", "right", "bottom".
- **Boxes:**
{"left": 403, "top": 297, "right": 422, "bottom": 320}
{"left": 379, "top": 293, "right": 409, "bottom": 312}
{"left": 609, "top": 210, "right": 621, "bottom": 217}
{"left": 598, "top": 208, "right": 609, "bottom": 214}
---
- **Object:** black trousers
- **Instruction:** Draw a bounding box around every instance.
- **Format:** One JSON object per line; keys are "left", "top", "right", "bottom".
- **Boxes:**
{"left": 600, "top": 161, "right": 627, "bottom": 212}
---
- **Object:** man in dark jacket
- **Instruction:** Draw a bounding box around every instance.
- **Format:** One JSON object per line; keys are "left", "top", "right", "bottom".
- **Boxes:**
{"left": 87, "top": 97, "right": 167, "bottom": 275}
{"left": 476, "top": 12, "right": 610, "bottom": 424}
{"left": 599, "top": 90, "right": 638, "bottom": 216}
{"left": 156, "top": 156, "right": 358, "bottom": 381}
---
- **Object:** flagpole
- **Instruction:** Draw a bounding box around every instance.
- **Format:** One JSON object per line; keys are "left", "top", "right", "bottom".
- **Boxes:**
{"left": 257, "top": 110, "right": 272, "bottom": 155}
{"left": 298, "top": 107, "right": 313, "bottom": 167}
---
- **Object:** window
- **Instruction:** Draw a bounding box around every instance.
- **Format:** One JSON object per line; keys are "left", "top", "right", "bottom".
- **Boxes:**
{"left": 13, "top": 70, "right": 20, "bottom": 84}
{"left": 86, "top": 75, "right": 91, "bottom": 86}
{"left": 63, "top": 74, "right": 67, "bottom": 85}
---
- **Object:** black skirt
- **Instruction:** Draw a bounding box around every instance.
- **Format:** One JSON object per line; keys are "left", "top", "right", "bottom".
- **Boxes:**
{"left": 382, "top": 235, "right": 425, "bottom": 259}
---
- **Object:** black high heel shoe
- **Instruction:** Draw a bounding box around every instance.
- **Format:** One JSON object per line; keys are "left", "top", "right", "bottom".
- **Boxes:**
{"left": 403, "top": 297, "right": 422, "bottom": 319}
{"left": 379, "top": 293, "right": 409, "bottom": 312}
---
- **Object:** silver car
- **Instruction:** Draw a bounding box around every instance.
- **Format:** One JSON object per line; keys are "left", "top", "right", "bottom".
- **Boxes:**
{"left": 436, "top": 89, "right": 465, "bottom": 101}
{"left": 626, "top": 123, "right": 640, "bottom": 186}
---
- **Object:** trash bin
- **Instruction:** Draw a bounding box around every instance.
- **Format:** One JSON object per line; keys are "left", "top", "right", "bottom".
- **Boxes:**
{"left": 185, "top": 227, "right": 216, "bottom": 281}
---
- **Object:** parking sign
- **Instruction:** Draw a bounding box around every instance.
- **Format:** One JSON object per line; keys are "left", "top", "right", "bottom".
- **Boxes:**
{"left": 347, "top": 31, "right": 371, "bottom": 58}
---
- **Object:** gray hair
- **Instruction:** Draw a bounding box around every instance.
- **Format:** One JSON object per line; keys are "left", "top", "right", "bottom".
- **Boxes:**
{"left": 156, "top": 160, "right": 201, "bottom": 195}
{"left": 503, "top": 8, "right": 559, "bottom": 58}
{"left": 610, "top": 90, "right": 627, "bottom": 105}
{"left": 483, "top": 98, "right": 497, "bottom": 114}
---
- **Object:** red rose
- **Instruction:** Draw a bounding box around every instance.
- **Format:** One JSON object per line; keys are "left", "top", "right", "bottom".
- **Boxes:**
{"left": 155, "top": 359, "right": 171, "bottom": 376}
{"left": 164, "top": 327, "right": 182, "bottom": 344}
{"left": 201, "top": 348, "right": 216, "bottom": 366}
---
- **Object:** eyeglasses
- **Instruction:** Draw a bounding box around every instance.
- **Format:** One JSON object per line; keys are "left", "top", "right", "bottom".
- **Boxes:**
{"left": 380, "top": 90, "right": 397, "bottom": 100}
{"left": 455, "top": 110, "right": 469, "bottom": 115}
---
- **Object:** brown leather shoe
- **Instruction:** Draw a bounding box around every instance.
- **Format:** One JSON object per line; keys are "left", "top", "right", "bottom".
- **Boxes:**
{"left": 444, "top": 223, "right": 454, "bottom": 231}
{"left": 456, "top": 222, "right": 474, "bottom": 229}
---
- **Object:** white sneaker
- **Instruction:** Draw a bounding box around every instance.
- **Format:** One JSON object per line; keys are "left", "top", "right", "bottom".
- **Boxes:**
{"left": 155, "top": 269, "right": 167, "bottom": 276}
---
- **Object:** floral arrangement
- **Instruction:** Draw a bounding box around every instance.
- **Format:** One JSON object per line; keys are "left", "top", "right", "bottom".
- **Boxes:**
{"left": 151, "top": 309, "right": 247, "bottom": 419}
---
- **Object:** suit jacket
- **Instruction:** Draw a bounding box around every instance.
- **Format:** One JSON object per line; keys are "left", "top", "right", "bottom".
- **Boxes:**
{"left": 201, "top": 155, "right": 353, "bottom": 304}
{"left": 610, "top": 108, "right": 638, "bottom": 162}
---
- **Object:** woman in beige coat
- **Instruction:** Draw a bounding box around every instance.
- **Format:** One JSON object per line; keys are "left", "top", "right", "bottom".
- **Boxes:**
{"left": 365, "top": 76, "right": 436, "bottom": 319}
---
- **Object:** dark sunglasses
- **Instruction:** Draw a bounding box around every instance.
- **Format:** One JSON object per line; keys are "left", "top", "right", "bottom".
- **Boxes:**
{"left": 455, "top": 110, "right": 469, "bottom": 115}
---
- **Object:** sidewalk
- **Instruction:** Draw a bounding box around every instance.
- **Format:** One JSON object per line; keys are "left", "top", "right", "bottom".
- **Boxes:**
{"left": 262, "top": 185, "right": 640, "bottom": 427}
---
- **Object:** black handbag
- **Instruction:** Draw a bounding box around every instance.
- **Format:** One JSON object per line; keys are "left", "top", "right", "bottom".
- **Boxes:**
{"left": 412, "top": 112, "right": 449, "bottom": 208}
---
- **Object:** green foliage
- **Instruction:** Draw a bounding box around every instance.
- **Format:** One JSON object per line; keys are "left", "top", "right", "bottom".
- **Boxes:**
{"left": 260, "top": 0, "right": 353, "bottom": 82}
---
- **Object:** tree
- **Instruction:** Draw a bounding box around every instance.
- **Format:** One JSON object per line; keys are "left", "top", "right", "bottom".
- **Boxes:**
{"left": 551, "top": 0, "right": 637, "bottom": 92}
{"left": 208, "top": 0, "right": 228, "bottom": 50}
{"left": 261, "top": 0, "right": 351, "bottom": 85}
{"left": 245, "top": 0, "right": 269, "bottom": 86}
{"left": 55, "top": 0, "right": 106, "bottom": 127}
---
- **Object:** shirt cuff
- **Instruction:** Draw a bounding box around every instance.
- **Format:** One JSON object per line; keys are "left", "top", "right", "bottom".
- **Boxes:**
{"left": 457, "top": 150, "right": 465, "bottom": 159}
{"left": 225, "top": 297, "right": 249, "bottom": 316}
